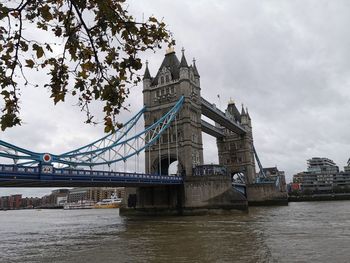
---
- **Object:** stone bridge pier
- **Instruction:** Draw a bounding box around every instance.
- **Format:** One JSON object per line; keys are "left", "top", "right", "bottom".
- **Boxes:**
{"left": 121, "top": 175, "right": 247, "bottom": 216}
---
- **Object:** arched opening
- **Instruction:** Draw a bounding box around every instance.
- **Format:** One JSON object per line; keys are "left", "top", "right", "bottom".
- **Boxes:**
{"left": 232, "top": 172, "right": 246, "bottom": 184}
{"left": 153, "top": 155, "right": 183, "bottom": 176}
{"left": 168, "top": 161, "right": 178, "bottom": 176}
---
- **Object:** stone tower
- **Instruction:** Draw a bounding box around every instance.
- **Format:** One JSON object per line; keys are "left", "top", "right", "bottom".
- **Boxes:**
{"left": 143, "top": 48, "right": 203, "bottom": 176}
{"left": 217, "top": 100, "right": 256, "bottom": 184}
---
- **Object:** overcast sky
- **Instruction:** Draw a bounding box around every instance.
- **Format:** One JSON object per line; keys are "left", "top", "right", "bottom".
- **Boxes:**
{"left": 1, "top": 0, "right": 350, "bottom": 197}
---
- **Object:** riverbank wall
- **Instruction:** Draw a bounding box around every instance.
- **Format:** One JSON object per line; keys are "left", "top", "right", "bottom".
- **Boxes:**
{"left": 289, "top": 193, "right": 350, "bottom": 202}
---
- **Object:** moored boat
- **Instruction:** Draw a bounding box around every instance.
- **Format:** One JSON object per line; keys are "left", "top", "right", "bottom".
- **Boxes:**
{"left": 64, "top": 200, "right": 96, "bottom": 210}
{"left": 94, "top": 194, "right": 122, "bottom": 209}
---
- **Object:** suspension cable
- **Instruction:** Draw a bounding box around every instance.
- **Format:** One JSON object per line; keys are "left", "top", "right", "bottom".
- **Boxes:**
{"left": 167, "top": 127, "right": 170, "bottom": 175}
{"left": 136, "top": 137, "right": 139, "bottom": 173}
{"left": 148, "top": 136, "right": 151, "bottom": 174}
{"left": 134, "top": 124, "right": 137, "bottom": 173}
{"left": 175, "top": 116, "right": 179, "bottom": 176}
{"left": 124, "top": 144, "right": 126, "bottom": 172}
{"left": 158, "top": 136, "right": 161, "bottom": 176}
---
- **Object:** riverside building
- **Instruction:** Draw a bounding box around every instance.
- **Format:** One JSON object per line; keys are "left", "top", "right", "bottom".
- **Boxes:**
{"left": 345, "top": 158, "right": 350, "bottom": 173}
{"left": 293, "top": 157, "right": 350, "bottom": 193}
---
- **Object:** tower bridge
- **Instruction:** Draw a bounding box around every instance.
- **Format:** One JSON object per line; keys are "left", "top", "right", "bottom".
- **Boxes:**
{"left": 0, "top": 48, "right": 287, "bottom": 215}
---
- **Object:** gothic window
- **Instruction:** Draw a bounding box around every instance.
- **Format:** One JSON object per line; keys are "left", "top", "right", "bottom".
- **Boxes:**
{"left": 192, "top": 134, "right": 198, "bottom": 143}
{"left": 165, "top": 75, "right": 169, "bottom": 82}
{"left": 161, "top": 76, "right": 164, "bottom": 84}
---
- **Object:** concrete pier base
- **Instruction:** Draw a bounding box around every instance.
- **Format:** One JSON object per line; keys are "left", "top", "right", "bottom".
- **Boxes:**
{"left": 120, "top": 175, "right": 248, "bottom": 216}
{"left": 246, "top": 183, "right": 288, "bottom": 206}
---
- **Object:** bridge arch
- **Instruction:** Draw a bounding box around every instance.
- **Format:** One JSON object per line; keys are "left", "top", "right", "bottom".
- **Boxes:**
{"left": 151, "top": 154, "right": 184, "bottom": 176}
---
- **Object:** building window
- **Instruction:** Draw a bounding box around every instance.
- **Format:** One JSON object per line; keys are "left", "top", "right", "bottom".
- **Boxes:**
{"left": 165, "top": 75, "right": 169, "bottom": 82}
{"left": 161, "top": 76, "right": 164, "bottom": 84}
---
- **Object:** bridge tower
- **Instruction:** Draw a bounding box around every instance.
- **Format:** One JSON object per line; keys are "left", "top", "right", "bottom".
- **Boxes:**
{"left": 217, "top": 100, "right": 256, "bottom": 184}
{"left": 143, "top": 47, "right": 203, "bottom": 176}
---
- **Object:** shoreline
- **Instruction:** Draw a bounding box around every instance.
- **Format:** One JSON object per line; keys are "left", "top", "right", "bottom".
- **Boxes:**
{"left": 289, "top": 193, "right": 350, "bottom": 202}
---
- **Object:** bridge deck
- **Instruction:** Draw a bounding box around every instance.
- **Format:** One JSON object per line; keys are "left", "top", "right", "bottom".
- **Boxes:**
{"left": 0, "top": 165, "right": 183, "bottom": 187}
{"left": 201, "top": 97, "right": 246, "bottom": 135}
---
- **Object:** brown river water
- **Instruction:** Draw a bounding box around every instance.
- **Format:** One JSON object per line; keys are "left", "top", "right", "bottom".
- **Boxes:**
{"left": 1, "top": 201, "right": 350, "bottom": 263}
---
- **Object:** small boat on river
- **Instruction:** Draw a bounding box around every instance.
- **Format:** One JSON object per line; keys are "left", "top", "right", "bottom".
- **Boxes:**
{"left": 94, "top": 194, "right": 122, "bottom": 209}
{"left": 63, "top": 200, "right": 96, "bottom": 210}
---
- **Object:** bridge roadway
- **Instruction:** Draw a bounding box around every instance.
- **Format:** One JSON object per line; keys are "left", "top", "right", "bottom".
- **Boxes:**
{"left": 0, "top": 164, "right": 183, "bottom": 187}
{"left": 200, "top": 97, "right": 246, "bottom": 135}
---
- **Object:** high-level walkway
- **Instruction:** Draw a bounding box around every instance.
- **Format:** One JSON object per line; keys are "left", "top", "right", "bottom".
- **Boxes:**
{"left": 201, "top": 97, "right": 246, "bottom": 135}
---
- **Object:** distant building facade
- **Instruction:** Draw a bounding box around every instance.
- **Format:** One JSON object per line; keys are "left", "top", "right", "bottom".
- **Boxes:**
{"left": 0, "top": 187, "right": 126, "bottom": 209}
{"left": 344, "top": 158, "right": 350, "bottom": 173}
{"left": 261, "top": 167, "right": 287, "bottom": 192}
{"left": 0, "top": 194, "right": 22, "bottom": 210}
{"left": 68, "top": 187, "right": 125, "bottom": 203}
{"left": 292, "top": 157, "right": 350, "bottom": 193}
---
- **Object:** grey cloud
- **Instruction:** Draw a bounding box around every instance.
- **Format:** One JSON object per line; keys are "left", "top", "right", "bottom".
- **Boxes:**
{"left": 2, "top": 0, "right": 350, "bottom": 197}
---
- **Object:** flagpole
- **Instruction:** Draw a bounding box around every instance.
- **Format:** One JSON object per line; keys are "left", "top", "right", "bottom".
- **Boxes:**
{"left": 217, "top": 94, "right": 221, "bottom": 111}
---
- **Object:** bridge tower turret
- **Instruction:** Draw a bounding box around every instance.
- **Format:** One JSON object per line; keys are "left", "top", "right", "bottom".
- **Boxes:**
{"left": 143, "top": 47, "right": 203, "bottom": 176}
{"left": 143, "top": 61, "right": 152, "bottom": 107}
{"left": 217, "top": 100, "right": 256, "bottom": 184}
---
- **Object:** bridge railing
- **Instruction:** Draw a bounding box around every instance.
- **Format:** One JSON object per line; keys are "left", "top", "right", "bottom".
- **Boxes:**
{"left": 0, "top": 164, "right": 39, "bottom": 173}
{"left": 201, "top": 97, "right": 227, "bottom": 120}
{"left": 0, "top": 164, "right": 183, "bottom": 181}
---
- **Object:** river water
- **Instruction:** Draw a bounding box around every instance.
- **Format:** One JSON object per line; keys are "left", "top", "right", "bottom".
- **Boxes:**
{"left": 1, "top": 201, "right": 350, "bottom": 263}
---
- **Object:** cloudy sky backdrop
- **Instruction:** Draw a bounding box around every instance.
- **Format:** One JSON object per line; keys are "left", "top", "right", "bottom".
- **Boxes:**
{"left": 2, "top": 0, "right": 350, "bottom": 197}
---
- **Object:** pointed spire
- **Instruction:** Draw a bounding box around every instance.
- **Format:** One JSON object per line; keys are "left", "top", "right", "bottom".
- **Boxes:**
{"left": 192, "top": 58, "right": 200, "bottom": 77}
{"left": 179, "top": 47, "right": 188, "bottom": 68}
{"left": 241, "top": 103, "right": 246, "bottom": 115}
{"left": 166, "top": 46, "right": 175, "bottom": 55}
{"left": 143, "top": 60, "right": 151, "bottom": 80}
{"left": 246, "top": 107, "right": 251, "bottom": 119}
{"left": 228, "top": 97, "right": 235, "bottom": 105}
